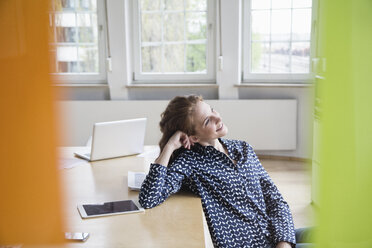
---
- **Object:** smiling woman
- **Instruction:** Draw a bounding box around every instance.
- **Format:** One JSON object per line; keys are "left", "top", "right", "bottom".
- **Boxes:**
{"left": 138, "top": 95, "right": 313, "bottom": 248}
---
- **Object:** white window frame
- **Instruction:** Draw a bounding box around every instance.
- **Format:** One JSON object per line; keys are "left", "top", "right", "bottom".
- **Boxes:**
{"left": 50, "top": 0, "right": 107, "bottom": 84}
{"left": 242, "top": 0, "right": 313, "bottom": 83}
{"left": 132, "top": 0, "right": 216, "bottom": 84}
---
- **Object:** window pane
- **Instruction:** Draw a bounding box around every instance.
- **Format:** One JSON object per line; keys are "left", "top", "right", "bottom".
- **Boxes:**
{"left": 78, "top": 0, "right": 96, "bottom": 11}
{"left": 57, "top": 46, "right": 78, "bottom": 61}
{"left": 58, "top": 61, "right": 78, "bottom": 73}
{"left": 251, "top": 42, "right": 270, "bottom": 73}
{"left": 271, "top": 10, "right": 291, "bottom": 41}
{"left": 186, "top": 44, "right": 206, "bottom": 72}
{"left": 291, "top": 42, "right": 310, "bottom": 73}
{"left": 55, "top": 13, "right": 76, "bottom": 27}
{"left": 292, "top": 9, "right": 312, "bottom": 40}
{"left": 50, "top": 0, "right": 100, "bottom": 75}
{"left": 270, "top": 42, "right": 290, "bottom": 73}
{"left": 251, "top": 10, "right": 270, "bottom": 41}
{"left": 140, "top": 0, "right": 161, "bottom": 11}
{"left": 141, "top": 13, "right": 162, "bottom": 42}
{"left": 164, "top": 0, "right": 184, "bottom": 11}
{"left": 138, "top": 0, "right": 209, "bottom": 76}
{"left": 142, "top": 46, "right": 162, "bottom": 72}
{"left": 163, "top": 44, "right": 184, "bottom": 72}
{"left": 77, "top": 13, "right": 92, "bottom": 27}
{"left": 247, "top": 0, "right": 312, "bottom": 77}
{"left": 78, "top": 46, "right": 98, "bottom": 72}
{"left": 251, "top": 0, "right": 270, "bottom": 10}
{"left": 56, "top": 27, "right": 76, "bottom": 42}
{"left": 77, "top": 14, "right": 97, "bottom": 43}
{"left": 186, "top": 0, "right": 207, "bottom": 11}
{"left": 293, "top": 0, "right": 312, "bottom": 8}
{"left": 57, "top": 46, "right": 78, "bottom": 72}
{"left": 164, "top": 13, "right": 184, "bottom": 41}
{"left": 186, "top": 12, "right": 207, "bottom": 40}
{"left": 78, "top": 27, "right": 94, "bottom": 43}
{"left": 59, "top": 0, "right": 76, "bottom": 11}
{"left": 271, "top": 0, "right": 292, "bottom": 9}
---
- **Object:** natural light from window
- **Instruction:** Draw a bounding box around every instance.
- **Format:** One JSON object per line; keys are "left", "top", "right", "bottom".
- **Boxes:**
{"left": 139, "top": 0, "right": 208, "bottom": 74}
{"left": 49, "top": 0, "right": 99, "bottom": 74}
{"left": 247, "top": 0, "right": 312, "bottom": 75}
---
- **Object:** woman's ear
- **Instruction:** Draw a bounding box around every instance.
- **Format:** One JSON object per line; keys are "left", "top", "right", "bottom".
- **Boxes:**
{"left": 189, "top": 135, "right": 199, "bottom": 143}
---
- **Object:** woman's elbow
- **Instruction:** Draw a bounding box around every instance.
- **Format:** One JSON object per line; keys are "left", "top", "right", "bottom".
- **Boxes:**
{"left": 138, "top": 191, "right": 165, "bottom": 209}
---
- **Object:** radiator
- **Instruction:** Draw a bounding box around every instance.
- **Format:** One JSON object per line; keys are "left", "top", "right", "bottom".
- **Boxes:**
{"left": 58, "top": 99, "right": 297, "bottom": 150}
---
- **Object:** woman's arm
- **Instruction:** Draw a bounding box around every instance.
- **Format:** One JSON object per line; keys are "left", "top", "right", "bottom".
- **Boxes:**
{"left": 138, "top": 131, "right": 194, "bottom": 209}
{"left": 155, "top": 131, "right": 194, "bottom": 167}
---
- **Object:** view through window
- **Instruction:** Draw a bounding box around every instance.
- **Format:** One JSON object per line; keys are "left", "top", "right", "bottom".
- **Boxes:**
{"left": 246, "top": 0, "right": 312, "bottom": 76}
{"left": 49, "top": 0, "right": 99, "bottom": 74}
{"left": 138, "top": 0, "right": 209, "bottom": 75}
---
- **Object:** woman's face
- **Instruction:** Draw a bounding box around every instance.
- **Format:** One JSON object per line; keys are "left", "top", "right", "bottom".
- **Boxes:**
{"left": 191, "top": 101, "right": 228, "bottom": 144}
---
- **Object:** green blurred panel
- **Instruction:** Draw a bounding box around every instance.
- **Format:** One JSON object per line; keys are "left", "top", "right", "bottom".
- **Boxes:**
{"left": 315, "top": 0, "right": 372, "bottom": 247}
{"left": 186, "top": 44, "right": 206, "bottom": 72}
{"left": 163, "top": 44, "right": 184, "bottom": 72}
{"left": 141, "top": 13, "right": 162, "bottom": 42}
{"left": 141, "top": 46, "right": 162, "bottom": 73}
{"left": 164, "top": 13, "right": 184, "bottom": 42}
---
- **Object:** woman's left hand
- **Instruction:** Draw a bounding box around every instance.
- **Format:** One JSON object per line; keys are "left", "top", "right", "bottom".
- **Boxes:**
{"left": 276, "top": 241, "right": 292, "bottom": 248}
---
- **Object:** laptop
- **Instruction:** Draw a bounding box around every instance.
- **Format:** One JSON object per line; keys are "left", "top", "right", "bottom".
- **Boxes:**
{"left": 74, "top": 118, "right": 147, "bottom": 161}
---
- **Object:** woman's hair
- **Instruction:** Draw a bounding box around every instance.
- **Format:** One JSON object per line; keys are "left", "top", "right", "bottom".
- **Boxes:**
{"left": 158, "top": 95, "right": 203, "bottom": 163}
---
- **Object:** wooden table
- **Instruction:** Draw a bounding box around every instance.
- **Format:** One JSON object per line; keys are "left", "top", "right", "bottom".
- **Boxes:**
{"left": 57, "top": 147, "right": 205, "bottom": 248}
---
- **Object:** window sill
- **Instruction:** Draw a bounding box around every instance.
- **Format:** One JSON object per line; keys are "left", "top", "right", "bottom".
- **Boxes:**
{"left": 52, "top": 83, "right": 109, "bottom": 88}
{"left": 126, "top": 83, "right": 219, "bottom": 88}
{"left": 236, "top": 82, "right": 314, "bottom": 88}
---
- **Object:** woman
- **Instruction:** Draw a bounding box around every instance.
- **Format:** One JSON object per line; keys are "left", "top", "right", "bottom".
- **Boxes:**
{"left": 139, "top": 95, "right": 313, "bottom": 248}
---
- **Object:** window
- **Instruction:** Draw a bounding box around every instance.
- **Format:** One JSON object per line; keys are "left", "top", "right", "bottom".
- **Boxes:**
{"left": 132, "top": 0, "right": 215, "bottom": 83}
{"left": 49, "top": 0, "right": 106, "bottom": 83}
{"left": 243, "top": 0, "right": 312, "bottom": 82}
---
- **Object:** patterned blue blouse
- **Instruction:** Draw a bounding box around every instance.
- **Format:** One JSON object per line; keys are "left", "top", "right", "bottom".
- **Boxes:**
{"left": 139, "top": 138, "right": 296, "bottom": 248}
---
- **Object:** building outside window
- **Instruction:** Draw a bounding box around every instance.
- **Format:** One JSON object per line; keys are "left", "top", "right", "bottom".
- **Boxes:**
{"left": 49, "top": 0, "right": 106, "bottom": 83}
{"left": 243, "top": 0, "right": 313, "bottom": 83}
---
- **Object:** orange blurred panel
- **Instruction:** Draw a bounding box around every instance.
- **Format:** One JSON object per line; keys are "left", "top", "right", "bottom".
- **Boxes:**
{"left": 0, "top": 0, "right": 65, "bottom": 245}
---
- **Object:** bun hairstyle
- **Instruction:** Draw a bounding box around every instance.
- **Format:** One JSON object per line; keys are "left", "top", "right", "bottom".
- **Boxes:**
{"left": 158, "top": 95, "right": 203, "bottom": 164}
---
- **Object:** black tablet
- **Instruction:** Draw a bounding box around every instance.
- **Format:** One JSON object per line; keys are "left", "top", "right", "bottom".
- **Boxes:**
{"left": 77, "top": 200, "right": 144, "bottom": 219}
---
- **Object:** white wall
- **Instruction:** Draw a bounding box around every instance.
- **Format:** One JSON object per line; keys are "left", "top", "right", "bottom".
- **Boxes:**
{"left": 58, "top": 99, "right": 298, "bottom": 151}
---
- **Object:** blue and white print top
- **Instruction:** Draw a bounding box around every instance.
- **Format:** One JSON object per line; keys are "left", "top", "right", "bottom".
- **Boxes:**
{"left": 139, "top": 138, "right": 296, "bottom": 248}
